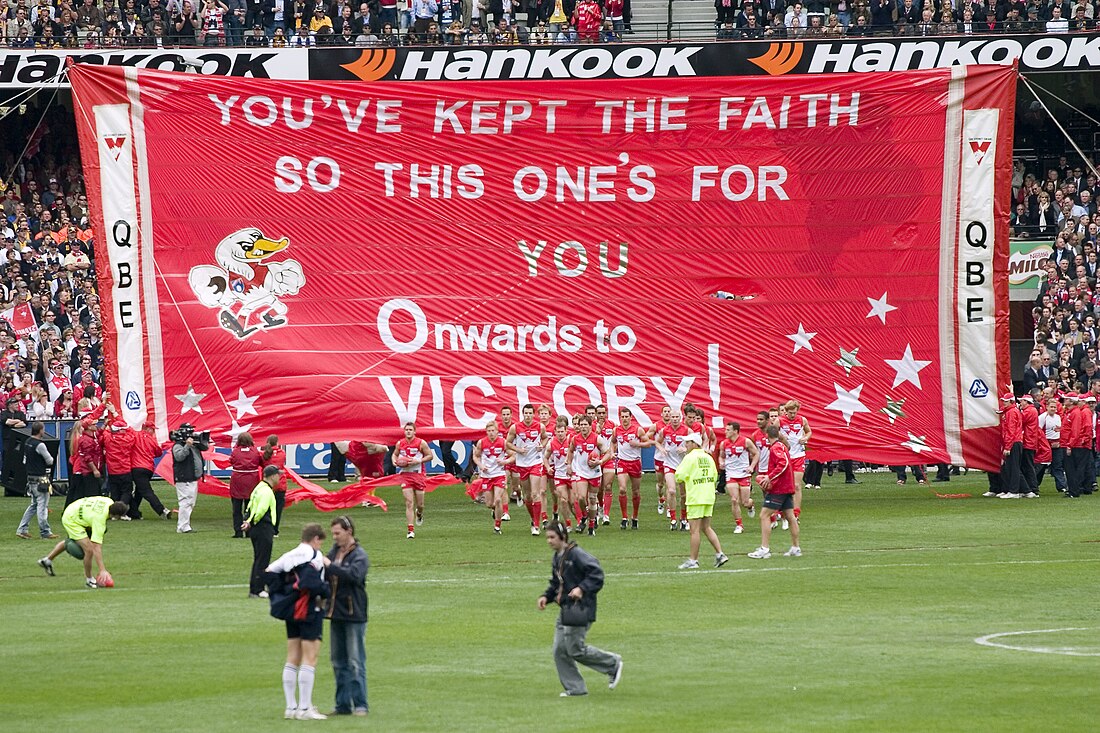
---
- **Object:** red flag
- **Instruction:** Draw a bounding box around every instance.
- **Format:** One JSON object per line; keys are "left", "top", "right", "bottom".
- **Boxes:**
{"left": 0, "top": 302, "right": 39, "bottom": 342}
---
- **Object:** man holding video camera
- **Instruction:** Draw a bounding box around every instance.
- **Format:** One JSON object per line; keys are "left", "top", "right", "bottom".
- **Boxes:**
{"left": 171, "top": 423, "right": 209, "bottom": 534}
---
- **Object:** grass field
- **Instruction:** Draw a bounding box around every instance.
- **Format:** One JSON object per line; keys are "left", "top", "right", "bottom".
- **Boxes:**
{"left": 2, "top": 471, "right": 1098, "bottom": 733}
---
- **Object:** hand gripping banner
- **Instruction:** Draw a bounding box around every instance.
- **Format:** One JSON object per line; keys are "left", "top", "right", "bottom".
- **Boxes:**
{"left": 69, "top": 63, "right": 1015, "bottom": 470}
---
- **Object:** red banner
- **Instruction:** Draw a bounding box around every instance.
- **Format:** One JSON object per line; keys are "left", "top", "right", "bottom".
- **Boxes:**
{"left": 69, "top": 64, "right": 1014, "bottom": 470}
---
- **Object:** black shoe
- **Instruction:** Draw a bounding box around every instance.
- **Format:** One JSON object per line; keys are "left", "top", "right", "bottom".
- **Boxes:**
{"left": 232, "top": 534, "right": 244, "bottom": 538}
{"left": 620, "top": 519, "right": 628, "bottom": 530}
{"left": 1064, "top": 492, "right": 1078, "bottom": 498}
{"left": 933, "top": 478, "right": 950, "bottom": 482}
{"left": 588, "top": 526, "right": 595, "bottom": 536}
{"left": 631, "top": 519, "right": 638, "bottom": 530}
{"left": 845, "top": 478, "right": 860, "bottom": 484}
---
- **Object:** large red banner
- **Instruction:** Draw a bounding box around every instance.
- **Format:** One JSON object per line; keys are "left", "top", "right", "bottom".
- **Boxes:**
{"left": 69, "top": 64, "right": 1014, "bottom": 470}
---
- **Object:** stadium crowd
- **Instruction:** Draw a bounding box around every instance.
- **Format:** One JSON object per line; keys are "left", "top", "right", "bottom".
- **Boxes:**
{"left": 715, "top": 0, "right": 1099, "bottom": 38}
{"left": 1, "top": 0, "right": 1097, "bottom": 48}
{"left": 990, "top": 156, "right": 1100, "bottom": 501}
{"left": 0, "top": 0, "right": 634, "bottom": 47}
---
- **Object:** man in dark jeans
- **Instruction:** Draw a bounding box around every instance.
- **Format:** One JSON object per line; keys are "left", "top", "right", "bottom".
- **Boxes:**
{"left": 242, "top": 465, "right": 280, "bottom": 598}
{"left": 1, "top": 396, "right": 28, "bottom": 494}
{"left": 323, "top": 515, "right": 370, "bottom": 717}
{"left": 537, "top": 521, "right": 623, "bottom": 697}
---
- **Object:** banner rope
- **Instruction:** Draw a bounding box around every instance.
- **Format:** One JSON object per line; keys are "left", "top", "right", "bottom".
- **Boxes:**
{"left": 1, "top": 72, "right": 64, "bottom": 191}
{"left": 1019, "top": 73, "right": 1099, "bottom": 179}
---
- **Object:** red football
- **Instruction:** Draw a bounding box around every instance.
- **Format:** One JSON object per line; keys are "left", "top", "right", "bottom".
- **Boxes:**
{"left": 395, "top": 455, "right": 411, "bottom": 468}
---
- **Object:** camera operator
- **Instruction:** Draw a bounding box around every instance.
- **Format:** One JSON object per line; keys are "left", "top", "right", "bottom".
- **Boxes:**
{"left": 171, "top": 423, "right": 209, "bottom": 534}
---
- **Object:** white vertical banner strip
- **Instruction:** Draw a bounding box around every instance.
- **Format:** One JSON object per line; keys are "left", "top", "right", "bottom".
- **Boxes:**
{"left": 938, "top": 68, "right": 966, "bottom": 464}
{"left": 125, "top": 68, "right": 169, "bottom": 440}
{"left": 957, "top": 107, "right": 1000, "bottom": 431}
{"left": 93, "top": 101, "right": 147, "bottom": 428}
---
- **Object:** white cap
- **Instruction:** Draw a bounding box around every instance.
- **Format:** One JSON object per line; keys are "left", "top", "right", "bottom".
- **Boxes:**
{"left": 684, "top": 432, "right": 703, "bottom": 445}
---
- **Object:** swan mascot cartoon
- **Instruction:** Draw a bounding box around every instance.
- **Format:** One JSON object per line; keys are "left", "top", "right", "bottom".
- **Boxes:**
{"left": 188, "top": 228, "right": 306, "bottom": 339}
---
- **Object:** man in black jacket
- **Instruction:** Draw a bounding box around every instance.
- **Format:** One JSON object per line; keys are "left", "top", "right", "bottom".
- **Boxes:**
{"left": 537, "top": 521, "right": 623, "bottom": 697}
{"left": 324, "top": 515, "right": 370, "bottom": 717}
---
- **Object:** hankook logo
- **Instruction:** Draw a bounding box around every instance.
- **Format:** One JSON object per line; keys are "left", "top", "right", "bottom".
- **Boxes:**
{"left": 340, "top": 49, "right": 397, "bottom": 81}
{"left": 395, "top": 46, "right": 703, "bottom": 81}
{"left": 748, "top": 43, "right": 805, "bottom": 75}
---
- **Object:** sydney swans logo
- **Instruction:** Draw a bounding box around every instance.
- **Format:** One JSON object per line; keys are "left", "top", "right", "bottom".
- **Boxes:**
{"left": 188, "top": 228, "right": 306, "bottom": 339}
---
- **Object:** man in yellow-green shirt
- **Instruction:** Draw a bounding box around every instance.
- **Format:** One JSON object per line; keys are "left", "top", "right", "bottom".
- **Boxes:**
{"left": 673, "top": 433, "right": 729, "bottom": 570}
{"left": 243, "top": 465, "right": 280, "bottom": 598}
{"left": 38, "top": 496, "right": 129, "bottom": 587}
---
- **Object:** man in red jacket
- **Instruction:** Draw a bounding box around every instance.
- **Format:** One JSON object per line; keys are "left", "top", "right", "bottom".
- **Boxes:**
{"left": 1082, "top": 394, "right": 1097, "bottom": 496}
{"left": 1061, "top": 393, "right": 1082, "bottom": 498}
{"left": 130, "top": 424, "right": 172, "bottom": 521}
{"left": 67, "top": 420, "right": 105, "bottom": 506}
{"left": 996, "top": 393, "right": 1025, "bottom": 498}
{"left": 748, "top": 424, "right": 800, "bottom": 559}
{"left": 101, "top": 410, "right": 137, "bottom": 519}
{"left": 1019, "top": 394, "right": 1042, "bottom": 497}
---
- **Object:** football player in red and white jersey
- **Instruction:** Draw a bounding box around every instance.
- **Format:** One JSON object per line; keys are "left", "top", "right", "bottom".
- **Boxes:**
{"left": 567, "top": 415, "right": 611, "bottom": 536}
{"left": 647, "top": 405, "right": 672, "bottom": 515}
{"left": 779, "top": 399, "right": 812, "bottom": 522}
{"left": 473, "top": 420, "right": 514, "bottom": 534}
{"left": 506, "top": 404, "right": 548, "bottom": 536}
{"left": 655, "top": 411, "right": 690, "bottom": 530}
{"left": 750, "top": 410, "right": 771, "bottom": 486}
{"left": 536, "top": 404, "right": 554, "bottom": 516}
{"left": 392, "top": 423, "right": 433, "bottom": 539}
{"left": 594, "top": 404, "right": 618, "bottom": 526}
{"left": 721, "top": 421, "right": 759, "bottom": 534}
{"left": 544, "top": 416, "right": 578, "bottom": 528}
{"left": 615, "top": 407, "right": 652, "bottom": 530}
{"left": 497, "top": 405, "right": 516, "bottom": 521}
{"left": 333, "top": 440, "right": 388, "bottom": 481}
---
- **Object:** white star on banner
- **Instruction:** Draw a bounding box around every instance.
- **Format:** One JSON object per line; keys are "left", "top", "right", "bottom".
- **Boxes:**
{"left": 223, "top": 420, "right": 253, "bottom": 442}
{"left": 866, "top": 292, "right": 898, "bottom": 325}
{"left": 836, "top": 347, "right": 864, "bottom": 377}
{"left": 227, "top": 388, "right": 259, "bottom": 420}
{"left": 885, "top": 344, "right": 933, "bottom": 390}
{"left": 902, "top": 433, "right": 932, "bottom": 454}
{"left": 175, "top": 385, "right": 206, "bottom": 415}
{"left": 786, "top": 323, "right": 817, "bottom": 354}
{"left": 825, "top": 383, "right": 871, "bottom": 425}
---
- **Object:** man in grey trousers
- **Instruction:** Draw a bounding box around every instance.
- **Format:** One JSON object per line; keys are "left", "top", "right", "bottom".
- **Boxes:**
{"left": 537, "top": 520, "right": 624, "bottom": 697}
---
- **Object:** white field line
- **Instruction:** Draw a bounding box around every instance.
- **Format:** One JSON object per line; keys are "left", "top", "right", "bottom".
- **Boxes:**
{"left": 974, "top": 628, "right": 1100, "bottom": 657}
{"left": 13, "top": 556, "right": 1100, "bottom": 596}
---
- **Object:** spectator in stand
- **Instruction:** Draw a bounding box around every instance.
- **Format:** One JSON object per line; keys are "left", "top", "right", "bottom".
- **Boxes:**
{"left": 1047, "top": 5, "right": 1070, "bottom": 31}
{"left": 529, "top": 17, "right": 550, "bottom": 41}
{"left": 605, "top": 0, "right": 624, "bottom": 37}
{"left": 76, "top": 0, "right": 104, "bottom": 31}
{"left": 309, "top": 5, "right": 334, "bottom": 34}
{"left": 740, "top": 12, "right": 763, "bottom": 36}
{"left": 897, "top": 0, "right": 918, "bottom": 25}
{"left": 869, "top": 0, "right": 894, "bottom": 30}
{"left": 572, "top": 0, "right": 600, "bottom": 41}
{"left": 715, "top": 0, "right": 735, "bottom": 26}
{"left": 379, "top": 20, "right": 399, "bottom": 43}
{"left": 784, "top": 1, "right": 807, "bottom": 28}
{"left": 174, "top": 0, "right": 202, "bottom": 43}
{"left": 554, "top": 18, "right": 574, "bottom": 41}
{"left": 412, "top": 0, "right": 437, "bottom": 36}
